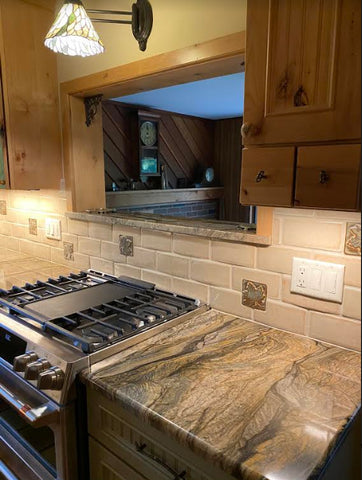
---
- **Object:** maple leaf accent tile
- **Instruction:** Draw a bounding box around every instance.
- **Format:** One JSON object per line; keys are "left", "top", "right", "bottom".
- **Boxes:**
{"left": 242, "top": 279, "right": 267, "bottom": 310}
{"left": 345, "top": 223, "right": 361, "bottom": 256}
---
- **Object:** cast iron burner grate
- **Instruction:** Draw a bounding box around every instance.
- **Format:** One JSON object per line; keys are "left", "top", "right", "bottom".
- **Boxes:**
{"left": 0, "top": 270, "right": 199, "bottom": 353}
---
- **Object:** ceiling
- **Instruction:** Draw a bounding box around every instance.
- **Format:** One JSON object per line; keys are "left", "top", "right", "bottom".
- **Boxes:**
{"left": 112, "top": 72, "right": 244, "bottom": 120}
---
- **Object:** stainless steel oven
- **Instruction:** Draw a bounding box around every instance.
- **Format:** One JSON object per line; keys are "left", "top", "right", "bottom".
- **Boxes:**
{"left": 0, "top": 270, "right": 206, "bottom": 480}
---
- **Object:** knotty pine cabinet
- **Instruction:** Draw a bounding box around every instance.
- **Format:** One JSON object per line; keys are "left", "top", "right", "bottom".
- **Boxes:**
{"left": 240, "top": 0, "right": 361, "bottom": 210}
{"left": 0, "top": 0, "right": 62, "bottom": 190}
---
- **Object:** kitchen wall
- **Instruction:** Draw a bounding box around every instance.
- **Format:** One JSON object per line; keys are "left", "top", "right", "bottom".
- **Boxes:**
{"left": 0, "top": 188, "right": 360, "bottom": 351}
{"left": 56, "top": 0, "right": 247, "bottom": 83}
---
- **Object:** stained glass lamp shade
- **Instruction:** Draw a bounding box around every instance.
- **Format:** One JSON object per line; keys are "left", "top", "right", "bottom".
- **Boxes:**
{"left": 44, "top": 1, "right": 104, "bottom": 57}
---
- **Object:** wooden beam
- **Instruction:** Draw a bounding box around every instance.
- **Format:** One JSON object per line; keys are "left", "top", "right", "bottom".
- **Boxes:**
{"left": 61, "top": 31, "right": 245, "bottom": 99}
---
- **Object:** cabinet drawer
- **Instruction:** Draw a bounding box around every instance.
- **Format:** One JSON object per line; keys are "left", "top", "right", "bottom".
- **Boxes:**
{"left": 295, "top": 144, "right": 361, "bottom": 210}
{"left": 87, "top": 388, "right": 228, "bottom": 480}
{"left": 240, "top": 147, "right": 295, "bottom": 206}
{"left": 89, "top": 437, "right": 152, "bottom": 480}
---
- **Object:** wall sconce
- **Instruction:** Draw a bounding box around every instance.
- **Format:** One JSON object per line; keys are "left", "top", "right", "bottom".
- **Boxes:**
{"left": 44, "top": 0, "right": 152, "bottom": 57}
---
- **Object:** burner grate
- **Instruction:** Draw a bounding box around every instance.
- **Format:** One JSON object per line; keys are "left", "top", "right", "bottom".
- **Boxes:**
{"left": 0, "top": 271, "right": 200, "bottom": 354}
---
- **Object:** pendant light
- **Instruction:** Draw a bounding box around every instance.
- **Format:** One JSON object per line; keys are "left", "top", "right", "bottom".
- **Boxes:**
{"left": 44, "top": 0, "right": 153, "bottom": 57}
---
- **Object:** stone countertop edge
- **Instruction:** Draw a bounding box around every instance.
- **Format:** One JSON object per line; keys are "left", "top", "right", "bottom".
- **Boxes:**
{"left": 80, "top": 310, "right": 361, "bottom": 480}
{"left": 66, "top": 212, "right": 271, "bottom": 246}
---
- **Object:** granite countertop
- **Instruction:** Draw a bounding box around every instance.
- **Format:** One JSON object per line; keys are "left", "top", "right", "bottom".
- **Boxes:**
{"left": 0, "top": 248, "right": 76, "bottom": 290}
{"left": 83, "top": 309, "right": 361, "bottom": 480}
{"left": 67, "top": 211, "right": 271, "bottom": 245}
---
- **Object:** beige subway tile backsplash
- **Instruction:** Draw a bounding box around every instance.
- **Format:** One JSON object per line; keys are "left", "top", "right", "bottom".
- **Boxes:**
{"left": 281, "top": 219, "right": 343, "bottom": 251}
{"left": 90, "top": 257, "right": 114, "bottom": 275}
{"left": 78, "top": 237, "right": 101, "bottom": 257}
{"left": 127, "top": 247, "right": 156, "bottom": 269}
{"left": 114, "top": 263, "right": 142, "bottom": 279}
{"left": 190, "top": 259, "right": 230, "bottom": 288}
{"left": 173, "top": 234, "right": 209, "bottom": 259}
{"left": 142, "top": 230, "right": 172, "bottom": 251}
{"left": 68, "top": 218, "right": 89, "bottom": 236}
{"left": 142, "top": 270, "right": 172, "bottom": 290}
{"left": 89, "top": 222, "right": 113, "bottom": 241}
{"left": 209, "top": 287, "right": 252, "bottom": 318}
{"left": 253, "top": 300, "right": 307, "bottom": 335}
{"left": 157, "top": 252, "right": 189, "bottom": 278}
{"left": 211, "top": 240, "right": 255, "bottom": 267}
{"left": 100, "top": 241, "right": 126, "bottom": 263}
{"left": 342, "top": 287, "right": 361, "bottom": 320}
{"left": 172, "top": 278, "right": 209, "bottom": 303}
{"left": 309, "top": 312, "right": 361, "bottom": 351}
{"left": 257, "top": 246, "right": 313, "bottom": 274}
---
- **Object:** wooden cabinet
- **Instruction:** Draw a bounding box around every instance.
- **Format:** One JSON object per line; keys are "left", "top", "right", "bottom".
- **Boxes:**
{"left": 87, "top": 387, "right": 234, "bottom": 480}
{"left": 240, "top": 0, "right": 361, "bottom": 210}
{"left": 240, "top": 147, "right": 295, "bottom": 207}
{"left": 0, "top": 0, "right": 62, "bottom": 189}
{"left": 295, "top": 144, "right": 361, "bottom": 210}
{"left": 241, "top": 144, "right": 361, "bottom": 210}
{"left": 242, "top": 0, "right": 361, "bottom": 146}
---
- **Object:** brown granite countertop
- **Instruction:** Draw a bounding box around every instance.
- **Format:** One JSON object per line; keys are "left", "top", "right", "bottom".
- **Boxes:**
{"left": 82, "top": 309, "right": 361, "bottom": 480}
{"left": 0, "top": 248, "right": 77, "bottom": 289}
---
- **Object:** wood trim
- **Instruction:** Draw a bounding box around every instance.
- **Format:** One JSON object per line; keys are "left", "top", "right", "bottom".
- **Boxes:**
{"left": 256, "top": 207, "right": 273, "bottom": 237}
{"left": 61, "top": 32, "right": 246, "bottom": 213}
{"left": 61, "top": 31, "right": 245, "bottom": 98}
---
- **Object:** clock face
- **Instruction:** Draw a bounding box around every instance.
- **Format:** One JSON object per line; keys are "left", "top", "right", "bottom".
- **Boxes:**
{"left": 140, "top": 121, "right": 157, "bottom": 146}
{"left": 204, "top": 167, "right": 215, "bottom": 183}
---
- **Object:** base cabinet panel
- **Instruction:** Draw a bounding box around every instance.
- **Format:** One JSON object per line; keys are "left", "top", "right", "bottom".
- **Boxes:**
{"left": 87, "top": 388, "right": 233, "bottom": 480}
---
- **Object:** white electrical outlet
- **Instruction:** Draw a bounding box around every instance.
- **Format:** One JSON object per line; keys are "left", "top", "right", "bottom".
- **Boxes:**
{"left": 45, "top": 218, "right": 62, "bottom": 240}
{"left": 291, "top": 257, "right": 345, "bottom": 303}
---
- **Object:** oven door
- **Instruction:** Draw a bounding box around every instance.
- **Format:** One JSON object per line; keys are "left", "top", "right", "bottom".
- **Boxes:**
{"left": 0, "top": 363, "right": 59, "bottom": 480}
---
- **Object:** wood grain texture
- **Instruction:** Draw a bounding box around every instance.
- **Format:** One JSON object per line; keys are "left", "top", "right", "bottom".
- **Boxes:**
{"left": 84, "top": 310, "right": 361, "bottom": 480}
{"left": 0, "top": 0, "right": 62, "bottom": 189}
{"left": 214, "top": 118, "right": 250, "bottom": 222}
{"left": 240, "top": 147, "right": 295, "bottom": 206}
{"left": 243, "top": 0, "right": 361, "bottom": 145}
{"left": 295, "top": 144, "right": 361, "bottom": 210}
{"left": 61, "top": 32, "right": 245, "bottom": 99}
{"left": 102, "top": 101, "right": 215, "bottom": 191}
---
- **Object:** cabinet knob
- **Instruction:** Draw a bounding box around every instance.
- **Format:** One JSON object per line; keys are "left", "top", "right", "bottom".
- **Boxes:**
{"left": 319, "top": 170, "right": 329, "bottom": 184}
{"left": 0, "top": 180, "right": 5, "bottom": 185}
{"left": 255, "top": 170, "right": 267, "bottom": 183}
{"left": 241, "top": 122, "right": 259, "bottom": 138}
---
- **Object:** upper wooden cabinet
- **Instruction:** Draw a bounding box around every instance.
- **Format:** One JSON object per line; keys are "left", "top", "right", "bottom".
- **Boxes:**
{"left": 0, "top": 0, "right": 62, "bottom": 189}
{"left": 242, "top": 0, "right": 361, "bottom": 146}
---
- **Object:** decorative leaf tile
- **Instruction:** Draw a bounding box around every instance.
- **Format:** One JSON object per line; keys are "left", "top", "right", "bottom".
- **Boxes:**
{"left": 345, "top": 223, "right": 361, "bottom": 256}
{"left": 242, "top": 279, "right": 267, "bottom": 311}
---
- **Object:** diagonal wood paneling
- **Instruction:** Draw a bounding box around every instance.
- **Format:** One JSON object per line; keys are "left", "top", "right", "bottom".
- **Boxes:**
{"left": 102, "top": 101, "right": 214, "bottom": 190}
{"left": 214, "top": 117, "right": 250, "bottom": 222}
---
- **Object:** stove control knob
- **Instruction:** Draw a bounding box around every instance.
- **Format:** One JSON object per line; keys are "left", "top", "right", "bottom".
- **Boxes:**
{"left": 37, "top": 367, "right": 65, "bottom": 390}
{"left": 24, "top": 358, "right": 51, "bottom": 380}
{"left": 13, "top": 351, "right": 38, "bottom": 372}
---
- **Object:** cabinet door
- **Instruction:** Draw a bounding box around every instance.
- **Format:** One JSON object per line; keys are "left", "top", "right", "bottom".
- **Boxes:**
{"left": 0, "top": 0, "right": 62, "bottom": 189}
{"left": 89, "top": 437, "right": 169, "bottom": 480}
{"left": 243, "top": 0, "right": 361, "bottom": 145}
{"left": 240, "top": 146, "right": 295, "bottom": 206}
{"left": 294, "top": 144, "right": 361, "bottom": 210}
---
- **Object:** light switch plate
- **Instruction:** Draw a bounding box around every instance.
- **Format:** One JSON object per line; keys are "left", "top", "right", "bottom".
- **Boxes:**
{"left": 291, "top": 257, "right": 345, "bottom": 303}
{"left": 45, "top": 218, "right": 62, "bottom": 240}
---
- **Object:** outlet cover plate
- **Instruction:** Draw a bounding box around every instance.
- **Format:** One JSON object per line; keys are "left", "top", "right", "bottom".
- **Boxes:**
{"left": 291, "top": 257, "right": 345, "bottom": 303}
{"left": 45, "top": 218, "right": 62, "bottom": 240}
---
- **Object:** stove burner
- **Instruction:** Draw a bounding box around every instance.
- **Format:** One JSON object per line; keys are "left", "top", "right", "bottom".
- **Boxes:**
{"left": 0, "top": 270, "right": 200, "bottom": 354}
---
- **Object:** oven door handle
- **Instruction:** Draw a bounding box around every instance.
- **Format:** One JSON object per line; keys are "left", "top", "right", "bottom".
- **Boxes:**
{"left": 0, "top": 364, "right": 60, "bottom": 427}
